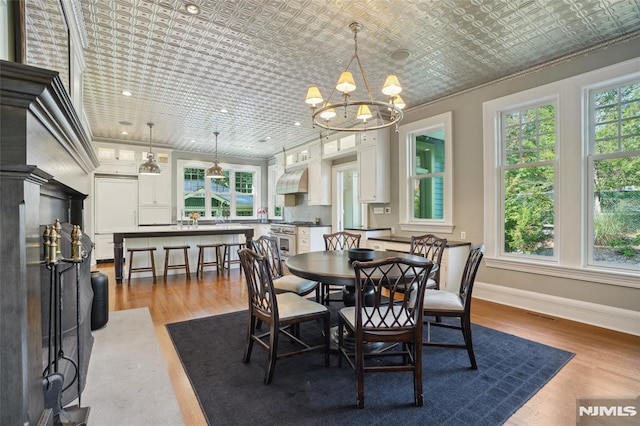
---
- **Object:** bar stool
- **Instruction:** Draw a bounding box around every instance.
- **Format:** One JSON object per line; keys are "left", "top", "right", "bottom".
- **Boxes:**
{"left": 221, "top": 242, "right": 246, "bottom": 274}
{"left": 163, "top": 245, "right": 191, "bottom": 281}
{"left": 196, "top": 243, "right": 223, "bottom": 277}
{"left": 127, "top": 247, "right": 157, "bottom": 283}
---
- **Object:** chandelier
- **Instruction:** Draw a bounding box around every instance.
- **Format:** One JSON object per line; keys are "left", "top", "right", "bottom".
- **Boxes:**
{"left": 139, "top": 122, "right": 161, "bottom": 175}
{"left": 305, "top": 22, "right": 405, "bottom": 132}
{"left": 206, "top": 131, "right": 225, "bottom": 179}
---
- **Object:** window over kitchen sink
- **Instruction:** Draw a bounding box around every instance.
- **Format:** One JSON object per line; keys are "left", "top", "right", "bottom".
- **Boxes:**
{"left": 177, "top": 160, "right": 262, "bottom": 221}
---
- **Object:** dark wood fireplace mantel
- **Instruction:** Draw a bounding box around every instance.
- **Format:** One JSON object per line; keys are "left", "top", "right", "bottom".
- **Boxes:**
{"left": 1, "top": 61, "right": 99, "bottom": 426}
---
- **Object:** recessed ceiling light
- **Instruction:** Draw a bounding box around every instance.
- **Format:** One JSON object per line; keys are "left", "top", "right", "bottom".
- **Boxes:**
{"left": 390, "top": 49, "right": 411, "bottom": 61}
{"left": 220, "top": 108, "right": 228, "bottom": 113}
{"left": 118, "top": 120, "right": 132, "bottom": 125}
{"left": 121, "top": 131, "right": 128, "bottom": 135}
{"left": 294, "top": 121, "right": 301, "bottom": 126}
{"left": 266, "top": 136, "right": 272, "bottom": 140}
{"left": 122, "top": 90, "right": 132, "bottom": 97}
{"left": 185, "top": 3, "right": 200, "bottom": 15}
{"left": 190, "top": 139, "right": 195, "bottom": 143}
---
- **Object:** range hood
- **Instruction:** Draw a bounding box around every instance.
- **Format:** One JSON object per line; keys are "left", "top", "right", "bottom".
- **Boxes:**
{"left": 276, "top": 168, "right": 308, "bottom": 194}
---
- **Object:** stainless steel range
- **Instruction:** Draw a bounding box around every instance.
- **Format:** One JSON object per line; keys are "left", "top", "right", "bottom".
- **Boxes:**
{"left": 269, "top": 223, "right": 297, "bottom": 258}
{"left": 269, "top": 222, "right": 315, "bottom": 258}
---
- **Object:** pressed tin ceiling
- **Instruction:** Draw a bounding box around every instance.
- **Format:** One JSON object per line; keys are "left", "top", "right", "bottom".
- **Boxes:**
{"left": 24, "top": 0, "right": 640, "bottom": 159}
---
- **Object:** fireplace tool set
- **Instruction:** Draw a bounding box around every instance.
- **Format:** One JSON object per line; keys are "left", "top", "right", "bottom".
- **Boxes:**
{"left": 42, "top": 219, "right": 90, "bottom": 425}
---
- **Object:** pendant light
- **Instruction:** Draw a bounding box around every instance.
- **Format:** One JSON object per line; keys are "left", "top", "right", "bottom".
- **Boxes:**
{"left": 138, "top": 122, "right": 161, "bottom": 175}
{"left": 206, "top": 131, "right": 225, "bottom": 179}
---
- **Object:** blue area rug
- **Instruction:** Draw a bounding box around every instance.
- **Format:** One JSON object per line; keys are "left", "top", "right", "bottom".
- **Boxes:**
{"left": 167, "top": 308, "right": 573, "bottom": 425}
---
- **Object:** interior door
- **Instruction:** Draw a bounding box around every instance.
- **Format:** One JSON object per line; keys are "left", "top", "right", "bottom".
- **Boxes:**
{"left": 95, "top": 177, "right": 139, "bottom": 232}
{"left": 332, "top": 162, "right": 364, "bottom": 231}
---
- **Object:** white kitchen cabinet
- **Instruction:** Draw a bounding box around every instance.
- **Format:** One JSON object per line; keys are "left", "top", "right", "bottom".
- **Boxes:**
{"left": 139, "top": 162, "right": 171, "bottom": 225}
{"left": 347, "top": 228, "right": 391, "bottom": 246}
{"left": 285, "top": 146, "right": 310, "bottom": 169}
{"left": 95, "top": 177, "right": 139, "bottom": 232}
{"left": 297, "top": 226, "right": 331, "bottom": 254}
{"left": 94, "top": 177, "right": 139, "bottom": 260}
{"left": 323, "top": 133, "right": 358, "bottom": 159}
{"left": 94, "top": 144, "right": 138, "bottom": 175}
{"left": 94, "top": 234, "right": 116, "bottom": 261}
{"left": 307, "top": 159, "right": 331, "bottom": 205}
{"left": 357, "top": 129, "right": 390, "bottom": 203}
{"left": 268, "top": 154, "right": 285, "bottom": 219}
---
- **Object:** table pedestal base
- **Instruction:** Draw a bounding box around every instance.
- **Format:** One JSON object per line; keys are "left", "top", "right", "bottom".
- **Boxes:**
{"left": 330, "top": 326, "right": 389, "bottom": 353}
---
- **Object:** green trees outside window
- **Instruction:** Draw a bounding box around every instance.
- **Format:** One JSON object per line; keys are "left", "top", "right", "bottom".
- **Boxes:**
{"left": 590, "top": 81, "right": 640, "bottom": 266}
{"left": 501, "top": 104, "right": 556, "bottom": 256}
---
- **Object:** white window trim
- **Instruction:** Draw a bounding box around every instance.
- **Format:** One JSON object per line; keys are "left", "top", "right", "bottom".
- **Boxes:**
{"left": 483, "top": 58, "right": 640, "bottom": 288}
{"left": 176, "top": 159, "right": 262, "bottom": 220}
{"left": 398, "top": 111, "right": 454, "bottom": 234}
{"left": 498, "top": 96, "right": 560, "bottom": 263}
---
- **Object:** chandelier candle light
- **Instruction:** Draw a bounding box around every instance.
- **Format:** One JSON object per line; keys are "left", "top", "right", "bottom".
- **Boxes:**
{"left": 206, "top": 131, "right": 225, "bottom": 179}
{"left": 139, "top": 122, "right": 162, "bottom": 175}
{"left": 305, "top": 22, "right": 405, "bottom": 132}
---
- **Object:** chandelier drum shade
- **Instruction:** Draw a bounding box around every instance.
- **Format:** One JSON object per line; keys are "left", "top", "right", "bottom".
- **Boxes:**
{"left": 305, "top": 22, "right": 405, "bottom": 132}
{"left": 206, "top": 131, "right": 225, "bottom": 179}
{"left": 138, "top": 122, "right": 161, "bottom": 175}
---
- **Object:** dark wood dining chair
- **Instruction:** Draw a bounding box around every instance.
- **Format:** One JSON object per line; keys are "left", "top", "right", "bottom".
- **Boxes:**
{"left": 238, "top": 248, "right": 330, "bottom": 384}
{"left": 337, "top": 256, "right": 434, "bottom": 408}
{"left": 321, "top": 231, "right": 362, "bottom": 305}
{"left": 410, "top": 234, "right": 447, "bottom": 289}
{"left": 323, "top": 231, "right": 361, "bottom": 251}
{"left": 421, "top": 244, "right": 484, "bottom": 369}
{"left": 251, "top": 235, "right": 319, "bottom": 299}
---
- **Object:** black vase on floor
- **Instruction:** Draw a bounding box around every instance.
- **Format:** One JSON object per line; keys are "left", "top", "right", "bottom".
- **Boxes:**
{"left": 90, "top": 271, "right": 109, "bottom": 330}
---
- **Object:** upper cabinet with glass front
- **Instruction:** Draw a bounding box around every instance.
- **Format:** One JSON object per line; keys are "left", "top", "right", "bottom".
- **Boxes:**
{"left": 285, "top": 146, "right": 310, "bottom": 169}
{"left": 322, "top": 133, "right": 358, "bottom": 159}
{"left": 94, "top": 144, "right": 138, "bottom": 175}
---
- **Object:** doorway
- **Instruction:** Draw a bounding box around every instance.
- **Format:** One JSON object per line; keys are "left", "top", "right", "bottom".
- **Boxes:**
{"left": 332, "top": 162, "right": 365, "bottom": 231}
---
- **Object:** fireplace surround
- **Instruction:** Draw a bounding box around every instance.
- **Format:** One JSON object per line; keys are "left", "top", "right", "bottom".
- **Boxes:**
{"left": 1, "top": 61, "right": 99, "bottom": 425}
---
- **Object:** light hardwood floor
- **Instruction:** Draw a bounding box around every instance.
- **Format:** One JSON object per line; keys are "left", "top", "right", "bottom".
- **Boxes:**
{"left": 94, "top": 262, "right": 640, "bottom": 425}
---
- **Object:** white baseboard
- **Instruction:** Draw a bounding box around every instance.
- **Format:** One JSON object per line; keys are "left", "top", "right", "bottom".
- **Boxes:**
{"left": 474, "top": 281, "right": 640, "bottom": 336}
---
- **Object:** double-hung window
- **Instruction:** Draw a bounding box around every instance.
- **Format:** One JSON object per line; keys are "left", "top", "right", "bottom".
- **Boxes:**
{"left": 501, "top": 102, "right": 557, "bottom": 258}
{"left": 483, "top": 59, "right": 639, "bottom": 286}
{"left": 398, "top": 111, "right": 454, "bottom": 233}
{"left": 587, "top": 80, "right": 640, "bottom": 271}
{"left": 178, "top": 160, "right": 261, "bottom": 220}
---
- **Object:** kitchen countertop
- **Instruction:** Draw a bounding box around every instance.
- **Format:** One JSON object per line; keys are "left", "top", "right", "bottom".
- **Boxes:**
{"left": 368, "top": 235, "right": 471, "bottom": 248}
{"left": 344, "top": 227, "right": 392, "bottom": 231}
{"left": 270, "top": 222, "right": 331, "bottom": 228}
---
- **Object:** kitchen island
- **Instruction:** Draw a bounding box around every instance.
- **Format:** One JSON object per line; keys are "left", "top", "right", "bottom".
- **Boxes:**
{"left": 113, "top": 225, "right": 254, "bottom": 283}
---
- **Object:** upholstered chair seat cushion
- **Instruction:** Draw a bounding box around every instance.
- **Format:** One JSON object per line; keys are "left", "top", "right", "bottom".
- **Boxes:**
{"left": 422, "top": 289, "right": 464, "bottom": 312}
{"left": 276, "top": 292, "right": 328, "bottom": 320}
{"left": 273, "top": 275, "right": 318, "bottom": 295}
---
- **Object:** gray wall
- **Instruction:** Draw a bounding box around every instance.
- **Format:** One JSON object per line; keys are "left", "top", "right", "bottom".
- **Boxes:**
{"left": 367, "top": 40, "right": 640, "bottom": 312}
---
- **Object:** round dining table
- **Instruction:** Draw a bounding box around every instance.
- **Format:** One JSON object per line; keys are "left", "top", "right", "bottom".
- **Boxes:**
{"left": 284, "top": 249, "right": 433, "bottom": 305}
{"left": 285, "top": 249, "right": 434, "bottom": 351}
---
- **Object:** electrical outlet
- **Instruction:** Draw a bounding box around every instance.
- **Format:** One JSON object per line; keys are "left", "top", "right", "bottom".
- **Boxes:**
{"left": 391, "top": 227, "right": 395, "bottom": 235}
{"left": 384, "top": 207, "right": 391, "bottom": 214}
{"left": 460, "top": 231, "right": 466, "bottom": 240}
